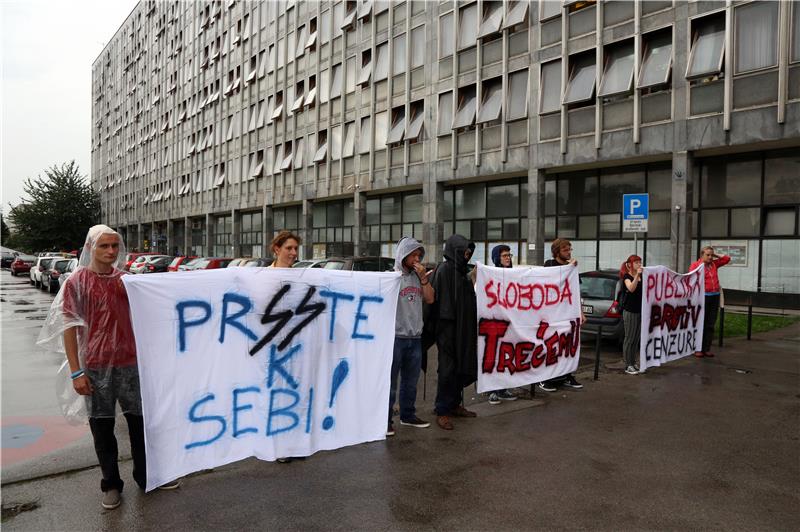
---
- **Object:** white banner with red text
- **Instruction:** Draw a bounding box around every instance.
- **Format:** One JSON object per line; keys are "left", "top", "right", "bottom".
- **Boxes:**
{"left": 123, "top": 267, "right": 400, "bottom": 491}
{"left": 639, "top": 264, "right": 705, "bottom": 371}
{"left": 475, "top": 263, "right": 582, "bottom": 393}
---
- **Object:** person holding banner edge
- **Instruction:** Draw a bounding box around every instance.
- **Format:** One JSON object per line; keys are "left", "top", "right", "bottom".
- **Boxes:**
{"left": 386, "top": 237, "right": 434, "bottom": 436}
{"left": 620, "top": 255, "right": 643, "bottom": 375}
{"left": 689, "top": 246, "right": 730, "bottom": 357}
{"left": 487, "top": 244, "right": 520, "bottom": 405}
{"left": 539, "top": 238, "right": 585, "bottom": 392}
{"left": 428, "top": 234, "right": 479, "bottom": 430}
{"left": 39, "top": 225, "right": 180, "bottom": 511}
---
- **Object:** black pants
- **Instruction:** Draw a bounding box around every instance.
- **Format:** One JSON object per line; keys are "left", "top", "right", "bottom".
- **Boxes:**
{"left": 702, "top": 294, "right": 720, "bottom": 353}
{"left": 89, "top": 414, "right": 146, "bottom": 492}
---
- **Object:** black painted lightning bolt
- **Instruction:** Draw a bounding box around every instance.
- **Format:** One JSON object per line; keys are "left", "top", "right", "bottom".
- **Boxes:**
{"left": 249, "top": 284, "right": 293, "bottom": 356}
{"left": 277, "top": 286, "right": 326, "bottom": 350}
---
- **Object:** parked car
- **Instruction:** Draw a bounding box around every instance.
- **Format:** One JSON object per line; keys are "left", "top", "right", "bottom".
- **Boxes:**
{"left": 58, "top": 259, "right": 79, "bottom": 291}
{"left": 226, "top": 258, "right": 251, "bottom": 267}
{"left": 123, "top": 252, "right": 159, "bottom": 271}
{"left": 30, "top": 256, "right": 57, "bottom": 288}
{"left": 10, "top": 254, "right": 36, "bottom": 276}
{"left": 188, "top": 257, "right": 234, "bottom": 270}
{"left": 242, "top": 258, "right": 272, "bottom": 267}
{"left": 292, "top": 259, "right": 325, "bottom": 269}
{"left": 167, "top": 256, "right": 196, "bottom": 272}
{"left": 1, "top": 251, "right": 16, "bottom": 268}
{"left": 178, "top": 258, "right": 204, "bottom": 271}
{"left": 579, "top": 269, "right": 625, "bottom": 344}
{"left": 302, "top": 256, "right": 395, "bottom": 272}
{"left": 129, "top": 254, "right": 172, "bottom": 274}
{"left": 42, "top": 258, "right": 73, "bottom": 293}
{"left": 139, "top": 255, "right": 174, "bottom": 273}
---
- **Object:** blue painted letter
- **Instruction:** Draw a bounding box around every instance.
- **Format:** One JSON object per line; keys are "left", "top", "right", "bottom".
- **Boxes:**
{"left": 352, "top": 295, "right": 384, "bottom": 340}
{"left": 185, "top": 393, "right": 226, "bottom": 449}
{"left": 232, "top": 386, "right": 260, "bottom": 438}
{"left": 176, "top": 300, "right": 213, "bottom": 352}
{"left": 319, "top": 289, "right": 355, "bottom": 341}
{"left": 267, "top": 344, "right": 301, "bottom": 389}
{"left": 220, "top": 292, "right": 258, "bottom": 344}
{"left": 266, "top": 388, "right": 300, "bottom": 436}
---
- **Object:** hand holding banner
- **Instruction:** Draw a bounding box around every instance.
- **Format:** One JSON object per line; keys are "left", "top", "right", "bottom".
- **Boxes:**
{"left": 123, "top": 267, "right": 399, "bottom": 491}
{"left": 639, "top": 264, "right": 705, "bottom": 371}
{"left": 475, "top": 263, "right": 582, "bottom": 393}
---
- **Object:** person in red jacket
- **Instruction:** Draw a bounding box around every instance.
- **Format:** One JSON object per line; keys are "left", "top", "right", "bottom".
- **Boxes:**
{"left": 690, "top": 246, "right": 731, "bottom": 357}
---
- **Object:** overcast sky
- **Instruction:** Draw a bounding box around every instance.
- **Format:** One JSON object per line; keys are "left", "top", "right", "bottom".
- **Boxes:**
{"left": 2, "top": 0, "right": 138, "bottom": 211}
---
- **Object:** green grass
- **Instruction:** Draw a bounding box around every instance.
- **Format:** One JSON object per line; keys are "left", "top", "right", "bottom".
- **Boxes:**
{"left": 715, "top": 312, "right": 800, "bottom": 338}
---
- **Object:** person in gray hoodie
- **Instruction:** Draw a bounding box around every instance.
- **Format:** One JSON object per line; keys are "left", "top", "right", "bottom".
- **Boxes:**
{"left": 387, "top": 237, "right": 435, "bottom": 437}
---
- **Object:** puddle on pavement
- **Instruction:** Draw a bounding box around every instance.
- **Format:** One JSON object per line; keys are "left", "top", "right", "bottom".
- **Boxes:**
{"left": 9, "top": 300, "right": 33, "bottom": 305}
{"left": 13, "top": 309, "right": 38, "bottom": 314}
{"left": 25, "top": 315, "right": 46, "bottom": 320}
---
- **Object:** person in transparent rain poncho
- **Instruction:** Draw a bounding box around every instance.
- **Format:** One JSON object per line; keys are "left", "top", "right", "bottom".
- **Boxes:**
{"left": 37, "top": 225, "right": 179, "bottom": 510}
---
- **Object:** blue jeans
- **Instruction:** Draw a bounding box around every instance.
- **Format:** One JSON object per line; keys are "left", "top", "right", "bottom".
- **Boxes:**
{"left": 389, "top": 337, "right": 423, "bottom": 423}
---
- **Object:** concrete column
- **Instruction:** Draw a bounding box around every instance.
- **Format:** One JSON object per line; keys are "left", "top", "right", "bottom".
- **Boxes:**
{"left": 205, "top": 213, "right": 213, "bottom": 257}
{"left": 184, "top": 216, "right": 190, "bottom": 256}
{"left": 167, "top": 219, "right": 174, "bottom": 255}
{"left": 136, "top": 223, "right": 143, "bottom": 252}
{"left": 231, "top": 208, "right": 240, "bottom": 257}
{"left": 354, "top": 190, "right": 367, "bottom": 256}
{"left": 526, "top": 167, "right": 546, "bottom": 266}
{"left": 262, "top": 204, "right": 274, "bottom": 259}
{"left": 301, "top": 199, "right": 313, "bottom": 260}
{"left": 423, "top": 179, "right": 445, "bottom": 264}
{"left": 671, "top": 151, "right": 694, "bottom": 272}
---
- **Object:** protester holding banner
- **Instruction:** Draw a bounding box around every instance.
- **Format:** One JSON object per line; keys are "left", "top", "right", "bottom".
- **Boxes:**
{"left": 269, "top": 230, "right": 301, "bottom": 268}
{"left": 620, "top": 255, "right": 643, "bottom": 375}
{"left": 689, "top": 246, "right": 730, "bottom": 357}
{"left": 487, "top": 245, "right": 519, "bottom": 405}
{"left": 429, "top": 234, "right": 478, "bottom": 430}
{"left": 37, "top": 225, "right": 179, "bottom": 510}
{"left": 386, "top": 237, "right": 434, "bottom": 436}
{"left": 539, "top": 238, "right": 585, "bottom": 392}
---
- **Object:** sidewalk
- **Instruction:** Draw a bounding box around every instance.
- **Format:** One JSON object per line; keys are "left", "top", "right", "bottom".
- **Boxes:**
{"left": 3, "top": 325, "right": 799, "bottom": 530}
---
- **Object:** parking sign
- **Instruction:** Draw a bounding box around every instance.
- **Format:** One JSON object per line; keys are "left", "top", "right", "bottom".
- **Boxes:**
{"left": 623, "top": 193, "right": 649, "bottom": 232}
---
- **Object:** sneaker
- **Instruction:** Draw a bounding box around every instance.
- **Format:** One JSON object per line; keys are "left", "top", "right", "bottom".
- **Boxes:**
{"left": 488, "top": 392, "right": 501, "bottom": 405}
{"left": 624, "top": 365, "right": 638, "bottom": 375}
{"left": 158, "top": 479, "right": 181, "bottom": 490}
{"left": 400, "top": 416, "right": 430, "bottom": 428}
{"left": 496, "top": 389, "right": 518, "bottom": 401}
{"left": 102, "top": 489, "right": 121, "bottom": 510}
{"left": 386, "top": 422, "right": 395, "bottom": 437}
{"left": 538, "top": 382, "right": 557, "bottom": 392}
{"left": 562, "top": 376, "right": 583, "bottom": 389}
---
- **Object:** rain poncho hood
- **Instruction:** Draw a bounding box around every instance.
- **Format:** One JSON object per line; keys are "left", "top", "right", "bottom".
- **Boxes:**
{"left": 37, "top": 225, "right": 140, "bottom": 421}
{"left": 394, "top": 237, "right": 425, "bottom": 272}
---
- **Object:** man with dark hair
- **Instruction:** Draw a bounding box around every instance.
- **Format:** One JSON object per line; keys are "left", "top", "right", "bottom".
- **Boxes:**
{"left": 487, "top": 244, "right": 519, "bottom": 405}
{"left": 429, "top": 234, "right": 478, "bottom": 430}
{"left": 539, "top": 238, "right": 585, "bottom": 392}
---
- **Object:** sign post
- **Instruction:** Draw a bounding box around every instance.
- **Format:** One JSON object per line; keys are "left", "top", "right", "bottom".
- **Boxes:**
{"left": 623, "top": 193, "right": 649, "bottom": 256}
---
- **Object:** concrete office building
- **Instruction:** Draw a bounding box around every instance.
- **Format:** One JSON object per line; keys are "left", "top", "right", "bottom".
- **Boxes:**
{"left": 92, "top": 0, "right": 800, "bottom": 293}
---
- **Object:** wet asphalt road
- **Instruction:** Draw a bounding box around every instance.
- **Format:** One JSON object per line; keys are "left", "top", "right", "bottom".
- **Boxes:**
{"left": 2, "top": 268, "right": 799, "bottom": 530}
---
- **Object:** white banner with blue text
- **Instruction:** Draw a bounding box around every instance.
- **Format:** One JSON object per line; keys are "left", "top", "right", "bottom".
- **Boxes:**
{"left": 639, "top": 264, "right": 705, "bottom": 371}
{"left": 475, "top": 263, "right": 582, "bottom": 393}
{"left": 123, "top": 268, "right": 400, "bottom": 491}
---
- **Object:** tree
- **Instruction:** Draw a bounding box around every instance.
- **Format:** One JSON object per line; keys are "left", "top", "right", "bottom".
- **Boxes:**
{"left": 1, "top": 213, "right": 10, "bottom": 244}
{"left": 7, "top": 161, "right": 100, "bottom": 253}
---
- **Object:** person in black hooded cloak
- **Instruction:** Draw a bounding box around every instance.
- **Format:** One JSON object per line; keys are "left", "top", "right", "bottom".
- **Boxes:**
{"left": 427, "top": 234, "right": 478, "bottom": 430}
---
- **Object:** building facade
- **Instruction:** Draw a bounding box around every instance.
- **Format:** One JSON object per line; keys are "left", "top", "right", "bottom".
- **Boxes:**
{"left": 92, "top": 0, "right": 800, "bottom": 293}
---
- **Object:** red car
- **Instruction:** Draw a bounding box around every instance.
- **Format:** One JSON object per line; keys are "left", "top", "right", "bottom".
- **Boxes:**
{"left": 123, "top": 252, "right": 159, "bottom": 271}
{"left": 10, "top": 254, "right": 36, "bottom": 276}
{"left": 167, "top": 256, "right": 197, "bottom": 272}
{"left": 187, "top": 257, "right": 233, "bottom": 270}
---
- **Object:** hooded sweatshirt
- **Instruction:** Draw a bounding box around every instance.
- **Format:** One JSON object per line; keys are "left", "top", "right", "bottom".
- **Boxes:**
{"left": 491, "top": 245, "right": 512, "bottom": 268}
{"left": 394, "top": 237, "right": 426, "bottom": 338}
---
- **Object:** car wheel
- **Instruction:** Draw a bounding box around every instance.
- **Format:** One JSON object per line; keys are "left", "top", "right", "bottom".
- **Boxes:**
{"left": 11, "top": 270, "right": 16, "bottom": 276}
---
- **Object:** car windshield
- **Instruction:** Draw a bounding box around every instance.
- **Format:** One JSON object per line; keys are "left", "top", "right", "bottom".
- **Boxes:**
{"left": 54, "top": 260, "right": 71, "bottom": 273}
{"left": 169, "top": 257, "right": 183, "bottom": 266}
{"left": 580, "top": 276, "right": 618, "bottom": 299}
{"left": 194, "top": 259, "right": 211, "bottom": 269}
{"left": 184, "top": 258, "right": 202, "bottom": 267}
{"left": 323, "top": 261, "right": 345, "bottom": 270}
{"left": 41, "top": 258, "right": 53, "bottom": 268}
{"left": 153, "top": 257, "right": 172, "bottom": 265}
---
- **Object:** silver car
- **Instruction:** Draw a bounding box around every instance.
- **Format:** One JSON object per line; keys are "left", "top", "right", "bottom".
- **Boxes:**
{"left": 58, "top": 259, "right": 79, "bottom": 291}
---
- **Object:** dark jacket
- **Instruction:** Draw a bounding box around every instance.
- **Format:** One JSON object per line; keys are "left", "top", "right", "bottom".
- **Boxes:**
{"left": 422, "top": 235, "right": 477, "bottom": 387}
